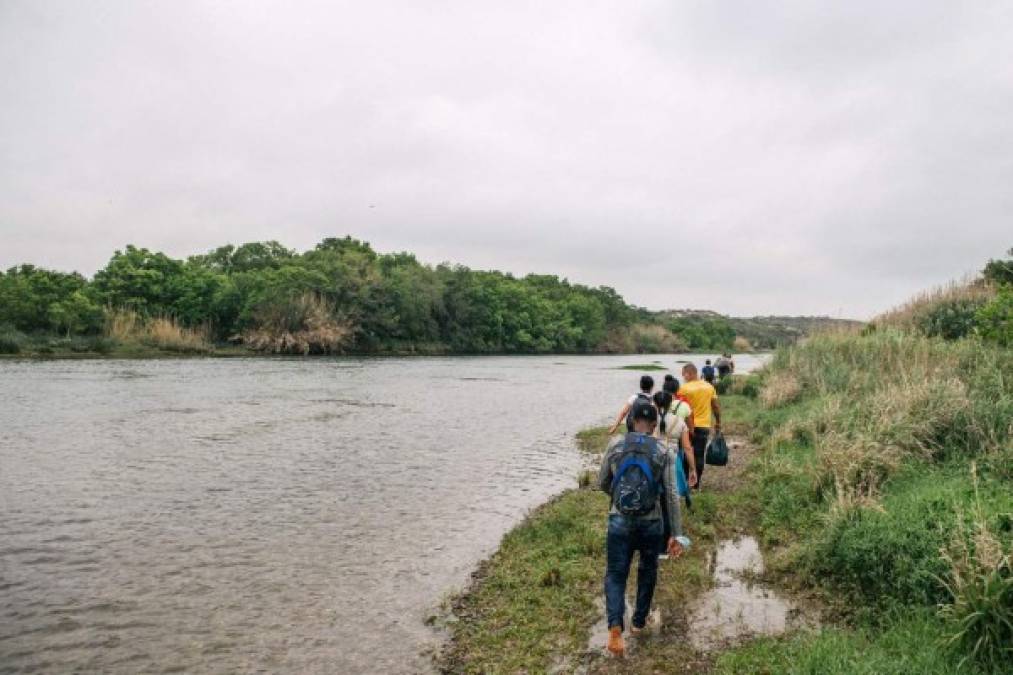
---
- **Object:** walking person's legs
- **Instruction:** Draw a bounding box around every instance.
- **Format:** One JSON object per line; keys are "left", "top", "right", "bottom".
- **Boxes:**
{"left": 604, "top": 514, "right": 634, "bottom": 654}
{"left": 691, "top": 427, "right": 710, "bottom": 485}
{"left": 630, "top": 519, "right": 663, "bottom": 630}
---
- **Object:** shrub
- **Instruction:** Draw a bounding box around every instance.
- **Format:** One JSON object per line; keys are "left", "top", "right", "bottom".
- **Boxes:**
{"left": 917, "top": 296, "right": 989, "bottom": 340}
{"left": 982, "top": 250, "right": 1013, "bottom": 286}
{"left": 759, "top": 371, "right": 802, "bottom": 408}
{"left": 974, "top": 287, "right": 1012, "bottom": 347}
{"left": 805, "top": 479, "right": 953, "bottom": 607}
{"left": 0, "top": 325, "right": 25, "bottom": 354}
{"left": 630, "top": 323, "right": 686, "bottom": 353}
{"left": 875, "top": 280, "right": 994, "bottom": 335}
{"left": 728, "top": 373, "right": 762, "bottom": 398}
{"left": 241, "top": 292, "right": 352, "bottom": 355}
{"left": 938, "top": 470, "right": 1013, "bottom": 674}
{"left": 733, "top": 335, "right": 753, "bottom": 351}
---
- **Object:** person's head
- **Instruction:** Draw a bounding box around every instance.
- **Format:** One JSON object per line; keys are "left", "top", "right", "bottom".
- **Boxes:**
{"left": 653, "top": 390, "right": 673, "bottom": 413}
{"left": 639, "top": 375, "right": 654, "bottom": 393}
{"left": 705, "top": 359, "right": 712, "bottom": 365}
{"left": 682, "top": 363, "right": 698, "bottom": 381}
{"left": 662, "top": 376, "right": 679, "bottom": 394}
{"left": 629, "top": 399, "right": 658, "bottom": 433}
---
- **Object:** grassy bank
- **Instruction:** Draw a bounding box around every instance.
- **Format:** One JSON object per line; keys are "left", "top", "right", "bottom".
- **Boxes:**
{"left": 437, "top": 395, "right": 763, "bottom": 674}
{"left": 438, "top": 330, "right": 1011, "bottom": 673}
{"left": 711, "top": 331, "right": 1012, "bottom": 674}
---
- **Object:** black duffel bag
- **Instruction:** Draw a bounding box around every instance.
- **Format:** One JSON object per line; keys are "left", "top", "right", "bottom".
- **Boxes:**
{"left": 705, "top": 431, "right": 730, "bottom": 466}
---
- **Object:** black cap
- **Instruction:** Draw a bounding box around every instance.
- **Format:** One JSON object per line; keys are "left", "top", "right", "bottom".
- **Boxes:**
{"left": 630, "top": 400, "right": 658, "bottom": 423}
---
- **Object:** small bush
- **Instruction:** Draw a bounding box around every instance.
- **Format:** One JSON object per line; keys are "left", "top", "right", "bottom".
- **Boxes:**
{"left": 875, "top": 280, "right": 994, "bottom": 335}
{"left": 728, "top": 373, "right": 761, "bottom": 397}
{"left": 917, "top": 296, "right": 989, "bottom": 340}
{"left": 732, "top": 335, "right": 753, "bottom": 351}
{"left": 938, "top": 470, "right": 1013, "bottom": 673}
{"left": 759, "top": 371, "right": 802, "bottom": 408}
{"left": 0, "top": 325, "right": 25, "bottom": 354}
{"left": 974, "top": 287, "right": 1012, "bottom": 347}
{"left": 241, "top": 292, "right": 351, "bottom": 355}
{"left": 805, "top": 488, "right": 952, "bottom": 607}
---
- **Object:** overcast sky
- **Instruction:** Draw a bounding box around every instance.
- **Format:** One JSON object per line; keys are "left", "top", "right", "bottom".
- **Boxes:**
{"left": 2, "top": 1, "right": 1011, "bottom": 318}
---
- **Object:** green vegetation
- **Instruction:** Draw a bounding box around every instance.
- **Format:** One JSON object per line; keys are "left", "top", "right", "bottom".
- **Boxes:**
{"left": 615, "top": 363, "right": 667, "bottom": 371}
{"left": 715, "top": 254, "right": 1013, "bottom": 673}
{"left": 438, "top": 490, "right": 610, "bottom": 673}
{"left": 656, "top": 310, "right": 862, "bottom": 350}
{"left": 441, "top": 252, "right": 1012, "bottom": 674}
{"left": 2, "top": 236, "right": 853, "bottom": 358}
{"left": 1, "top": 239, "right": 641, "bottom": 355}
{"left": 715, "top": 610, "right": 978, "bottom": 675}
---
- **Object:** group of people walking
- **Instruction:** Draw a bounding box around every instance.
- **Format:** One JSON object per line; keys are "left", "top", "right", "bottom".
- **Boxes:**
{"left": 597, "top": 361, "right": 724, "bottom": 657}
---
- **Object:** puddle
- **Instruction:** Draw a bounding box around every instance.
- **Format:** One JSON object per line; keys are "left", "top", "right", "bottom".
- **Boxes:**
{"left": 687, "top": 536, "right": 814, "bottom": 651}
{"left": 586, "top": 596, "right": 661, "bottom": 657}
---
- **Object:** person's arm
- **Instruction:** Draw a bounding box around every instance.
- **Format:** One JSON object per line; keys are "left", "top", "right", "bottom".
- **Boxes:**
{"left": 607, "top": 403, "right": 631, "bottom": 435}
{"left": 661, "top": 451, "right": 684, "bottom": 557}
{"left": 681, "top": 428, "right": 698, "bottom": 487}
{"left": 712, "top": 397, "right": 721, "bottom": 431}
{"left": 682, "top": 402, "right": 695, "bottom": 435}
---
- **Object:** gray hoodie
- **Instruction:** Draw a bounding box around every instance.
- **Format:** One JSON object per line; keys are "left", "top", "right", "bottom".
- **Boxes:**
{"left": 597, "top": 433, "right": 682, "bottom": 538}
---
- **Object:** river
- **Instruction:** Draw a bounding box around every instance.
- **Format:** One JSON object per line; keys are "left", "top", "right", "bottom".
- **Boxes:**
{"left": 0, "top": 353, "right": 767, "bottom": 674}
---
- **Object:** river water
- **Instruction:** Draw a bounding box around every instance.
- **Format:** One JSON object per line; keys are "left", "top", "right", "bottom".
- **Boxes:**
{"left": 0, "top": 353, "right": 766, "bottom": 674}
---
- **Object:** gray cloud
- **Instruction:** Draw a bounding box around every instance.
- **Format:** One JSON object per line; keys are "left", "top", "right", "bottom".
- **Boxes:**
{"left": 2, "top": 0, "right": 1011, "bottom": 318}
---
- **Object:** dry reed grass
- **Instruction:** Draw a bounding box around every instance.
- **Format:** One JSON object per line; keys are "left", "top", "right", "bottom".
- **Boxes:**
{"left": 759, "top": 371, "right": 801, "bottom": 408}
{"left": 104, "top": 308, "right": 211, "bottom": 353}
{"left": 241, "top": 292, "right": 352, "bottom": 355}
{"left": 763, "top": 331, "right": 1005, "bottom": 504}
{"left": 732, "top": 335, "right": 753, "bottom": 352}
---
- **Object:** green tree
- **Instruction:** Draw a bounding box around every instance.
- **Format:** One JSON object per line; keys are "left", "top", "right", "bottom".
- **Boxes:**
{"left": 90, "top": 245, "right": 184, "bottom": 315}
{"left": 47, "top": 290, "right": 103, "bottom": 335}
{"left": 0, "top": 264, "right": 89, "bottom": 331}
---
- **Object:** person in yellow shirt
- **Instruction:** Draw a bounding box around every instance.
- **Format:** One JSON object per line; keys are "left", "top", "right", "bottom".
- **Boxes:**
{"left": 677, "top": 363, "right": 721, "bottom": 487}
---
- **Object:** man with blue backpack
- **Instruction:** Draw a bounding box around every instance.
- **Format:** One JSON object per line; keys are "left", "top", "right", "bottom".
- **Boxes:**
{"left": 597, "top": 400, "right": 685, "bottom": 657}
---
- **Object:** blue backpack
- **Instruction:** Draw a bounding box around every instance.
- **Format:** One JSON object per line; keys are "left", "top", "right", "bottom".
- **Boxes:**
{"left": 611, "top": 434, "right": 665, "bottom": 516}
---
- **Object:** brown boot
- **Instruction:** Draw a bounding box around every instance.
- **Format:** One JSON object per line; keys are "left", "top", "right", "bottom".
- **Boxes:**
{"left": 606, "top": 626, "right": 625, "bottom": 657}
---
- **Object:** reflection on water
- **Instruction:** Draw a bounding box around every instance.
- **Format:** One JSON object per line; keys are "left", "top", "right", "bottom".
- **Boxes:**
{"left": 688, "top": 536, "right": 812, "bottom": 651}
{"left": 0, "top": 353, "right": 767, "bottom": 673}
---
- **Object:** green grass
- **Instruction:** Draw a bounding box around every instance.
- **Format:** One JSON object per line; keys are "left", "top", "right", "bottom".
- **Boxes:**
{"left": 715, "top": 609, "right": 988, "bottom": 675}
{"left": 576, "top": 426, "right": 611, "bottom": 454}
{"left": 438, "top": 489, "right": 610, "bottom": 674}
{"left": 738, "top": 332, "right": 1013, "bottom": 673}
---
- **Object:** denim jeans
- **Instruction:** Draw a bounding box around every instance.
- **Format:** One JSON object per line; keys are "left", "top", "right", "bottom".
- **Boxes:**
{"left": 604, "top": 514, "right": 663, "bottom": 630}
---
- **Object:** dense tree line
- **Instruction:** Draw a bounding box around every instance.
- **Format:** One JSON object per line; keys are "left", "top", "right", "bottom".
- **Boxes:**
{"left": 0, "top": 237, "right": 644, "bottom": 353}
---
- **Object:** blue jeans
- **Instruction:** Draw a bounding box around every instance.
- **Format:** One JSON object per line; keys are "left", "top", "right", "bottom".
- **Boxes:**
{"left": 604, "top": 514, "right": 663, "bottom": 630}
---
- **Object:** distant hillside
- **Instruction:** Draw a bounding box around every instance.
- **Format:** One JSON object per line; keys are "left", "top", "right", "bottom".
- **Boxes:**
{"left": 654, "top": 309, "right": 863, "bottom": 350}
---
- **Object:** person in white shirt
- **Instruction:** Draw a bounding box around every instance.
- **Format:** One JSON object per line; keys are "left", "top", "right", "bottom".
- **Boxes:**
{"left": 607, "top": 375, "right": 654, "bottom": 434}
